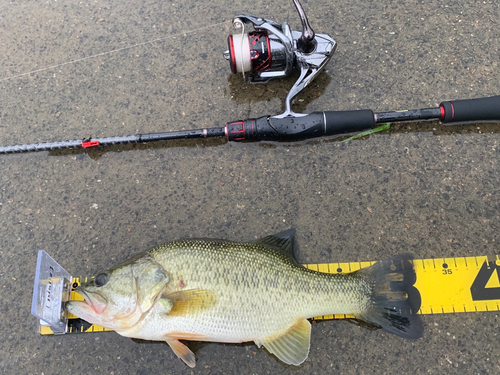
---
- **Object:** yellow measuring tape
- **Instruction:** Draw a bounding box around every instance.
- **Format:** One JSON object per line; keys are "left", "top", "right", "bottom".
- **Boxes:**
{"left": 39, "top": 255, "right": 500, "bottom": 335}
{"left": 306, "top": 254, "right": 500, "bottom": 320}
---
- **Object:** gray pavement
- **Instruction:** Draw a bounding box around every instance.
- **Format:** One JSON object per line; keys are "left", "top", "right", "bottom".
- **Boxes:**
{"left": 0, "top": 0, "right": 499, "bottom": 374}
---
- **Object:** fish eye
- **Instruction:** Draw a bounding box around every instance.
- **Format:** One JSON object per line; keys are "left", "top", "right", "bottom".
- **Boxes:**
{"left": 94, "top": 273, "right": 108, "bottom": 287}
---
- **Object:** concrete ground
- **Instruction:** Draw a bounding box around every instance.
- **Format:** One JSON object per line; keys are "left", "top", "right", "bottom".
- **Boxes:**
{"left": 0, "top": 0, "right": 499, "bottom": 374}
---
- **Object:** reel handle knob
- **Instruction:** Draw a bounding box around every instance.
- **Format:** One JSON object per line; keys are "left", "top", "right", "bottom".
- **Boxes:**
{"left": 293, "top": 0, "right": 316, "bottom": 53}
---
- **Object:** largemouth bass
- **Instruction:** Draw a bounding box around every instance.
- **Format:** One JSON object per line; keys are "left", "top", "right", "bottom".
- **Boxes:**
{"left": 66, "top": 229, "right": 422, "bottom": 367}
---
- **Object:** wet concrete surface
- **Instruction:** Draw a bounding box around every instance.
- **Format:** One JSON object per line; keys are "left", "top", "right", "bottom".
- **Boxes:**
{"left": 0, "top": 0, "right": 499, "bottom": 374}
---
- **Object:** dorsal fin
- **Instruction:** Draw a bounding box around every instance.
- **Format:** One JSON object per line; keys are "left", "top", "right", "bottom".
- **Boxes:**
{"left": 256, "top": 229, "right": 299, "bottom": 264}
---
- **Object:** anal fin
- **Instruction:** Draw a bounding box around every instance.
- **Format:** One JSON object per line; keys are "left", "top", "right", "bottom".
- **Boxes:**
{"left": 166, "top": 338, "right": 196, "bottom": 368}
{"left": 258, "top": 318, "right": 311, "bottom": 366}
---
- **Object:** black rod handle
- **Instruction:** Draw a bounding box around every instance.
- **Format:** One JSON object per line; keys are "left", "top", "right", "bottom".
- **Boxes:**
{"left": 226, "top": 114, "right": 325, "bottom": 142}
{"left": 323, "top": 109, "right": 375, "bottom": 134}
{"left": 440, "top": 95, "right": 500, "bottom": 124}
{"left": 225, "top": 110, "right": 375, "bottom": 142}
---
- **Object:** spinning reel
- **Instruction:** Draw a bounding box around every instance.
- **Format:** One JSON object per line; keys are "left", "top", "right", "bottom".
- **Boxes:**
{"left": 223, "top": 0, "right": 336, "bottom": 117}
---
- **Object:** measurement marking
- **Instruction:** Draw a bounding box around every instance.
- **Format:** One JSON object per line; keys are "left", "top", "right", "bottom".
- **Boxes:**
{"left": 453, "top": 258, "right": 457, "bottom": 268}
{"left": 475, "top": 257, "right": 479, "bottom": 267}
{"left": 452, "top": 306, "right": 455, "bottom": 313}
{"left": 430, "top": 307, "right": 434, "bottom": 314}
{"left": 465, "top": 257, "right": 468, "bottom": 267}
{"left": 421, "top": 259, "right": 425, "bottom": 270}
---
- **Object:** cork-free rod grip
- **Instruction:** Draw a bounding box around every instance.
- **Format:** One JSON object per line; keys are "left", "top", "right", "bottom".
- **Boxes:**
{"left": 440, "top": 96, "right": 500, "bottom": 124}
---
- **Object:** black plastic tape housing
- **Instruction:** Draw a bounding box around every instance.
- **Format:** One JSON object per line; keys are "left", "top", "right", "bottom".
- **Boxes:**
{"left": 440, "top": 96, "right": 500, "bottom": 124}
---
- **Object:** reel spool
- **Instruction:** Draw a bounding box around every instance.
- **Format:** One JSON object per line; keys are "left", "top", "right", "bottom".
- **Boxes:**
{"left": 226, "top": 21, "right": 290, "bottom": 80}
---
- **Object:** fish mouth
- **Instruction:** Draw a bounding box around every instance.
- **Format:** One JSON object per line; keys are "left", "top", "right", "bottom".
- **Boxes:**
{"left": 75, "top": 287, "right": 108, "bottom": 315}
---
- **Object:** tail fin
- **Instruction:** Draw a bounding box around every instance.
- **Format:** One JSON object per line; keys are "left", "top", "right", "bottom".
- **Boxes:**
{"left": 356, "top": 253, "right": 423, "bottom": 339}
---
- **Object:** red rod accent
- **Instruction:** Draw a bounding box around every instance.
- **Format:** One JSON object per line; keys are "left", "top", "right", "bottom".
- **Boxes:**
{"left": 82, "top": 140, "right": 100, "bottom": 148}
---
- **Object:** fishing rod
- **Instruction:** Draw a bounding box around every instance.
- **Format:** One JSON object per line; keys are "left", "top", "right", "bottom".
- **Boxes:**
{"left": 1, "top": 0, "right": 499, "bottom": 155}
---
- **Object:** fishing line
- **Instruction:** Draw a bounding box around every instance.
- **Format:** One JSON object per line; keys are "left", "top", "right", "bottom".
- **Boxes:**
{"left": 0, "top": 20, "right": 230, "bottom": 83}
{"left": 239, "top": 21, "right": 246, "bottom": 82}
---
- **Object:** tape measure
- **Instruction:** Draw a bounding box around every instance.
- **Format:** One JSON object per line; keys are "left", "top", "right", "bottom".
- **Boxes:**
{"left": 306, "top": 254, "right": 500, "bottom": 320}
{"left": 38, "top": 255, "right": 500, "bottom": 335}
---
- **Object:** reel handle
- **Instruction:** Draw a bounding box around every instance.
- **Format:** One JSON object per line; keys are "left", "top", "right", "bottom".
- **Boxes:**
{"left": 292, "top": 0, "right": 316, "bottom": 53}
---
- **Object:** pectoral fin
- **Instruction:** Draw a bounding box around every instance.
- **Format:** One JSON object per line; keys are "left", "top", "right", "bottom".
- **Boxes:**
{"left": 166, "top": 338, "right": 196, "bottom": 368}
{"left": 257, "top": 318, "right": 311, "bottom": 366}
{"left": 162, "top": 289, "right": 216, "bottom": 316}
